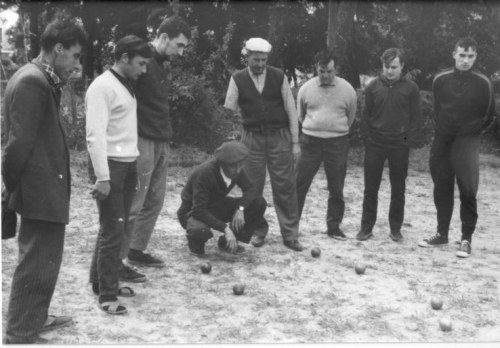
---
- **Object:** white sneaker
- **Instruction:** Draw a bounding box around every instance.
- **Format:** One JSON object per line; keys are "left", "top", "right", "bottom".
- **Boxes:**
{"left": 456, "top": 240, "right": 472, "bottom": 258}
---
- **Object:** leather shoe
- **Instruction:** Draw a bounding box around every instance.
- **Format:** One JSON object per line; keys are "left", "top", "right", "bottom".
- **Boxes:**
{"left": 251, "top": 236, "right": 266, "bottom": 247}
{"left": 389, "top": 230, "right": 404, "bottom": 242}
{"left": 284, "top": 240, "right": 303, "bottom": 252}
{"left": 356, "top": 230, "right": 373, "bottom": 241}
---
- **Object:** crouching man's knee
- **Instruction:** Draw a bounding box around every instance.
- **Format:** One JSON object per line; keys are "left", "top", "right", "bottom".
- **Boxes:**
{"left": 186, "top": 217, "right": 214, "bottom": 244}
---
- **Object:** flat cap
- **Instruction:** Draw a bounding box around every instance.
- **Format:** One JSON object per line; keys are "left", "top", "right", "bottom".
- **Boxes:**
{"left": 214, "top": 141, "right": 249, "bottom": 164}
{"left": 242, "top": 37, "right": 272, "bottom": 55}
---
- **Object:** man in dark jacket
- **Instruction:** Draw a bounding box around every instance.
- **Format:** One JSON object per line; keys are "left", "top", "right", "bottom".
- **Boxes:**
{"left": 224, "top": 38, "right": 303, "bottom": 252}
{"left": 419, "top": 37, "right": 496, "bottom": 258}
{"left": 357, "top": 48, "right": 422, "bottom": 242}
{"left": 2, "top": 18, "right": 86, "bottom": 344}
{"left": 177, "top": 142, "right": 269, "bottom": 255}
{"left": 120, "top": 17, "right": 191, "bottom": 273}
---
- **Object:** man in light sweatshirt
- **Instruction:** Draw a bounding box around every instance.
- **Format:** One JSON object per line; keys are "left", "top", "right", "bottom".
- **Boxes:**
{"left": 86, "top": 35, "right": 152, "bottom": 315}
{"left": 296, "top": 50, "right": 357, "bottom": 240}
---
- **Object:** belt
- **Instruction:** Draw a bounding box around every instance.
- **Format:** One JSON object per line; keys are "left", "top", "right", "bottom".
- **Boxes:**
{"left": 244, "top": 125, "right": 286, "bottom": 135}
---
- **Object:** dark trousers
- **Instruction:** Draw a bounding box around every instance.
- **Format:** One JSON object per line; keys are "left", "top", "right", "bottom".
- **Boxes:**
{"left": 296, "top": 134, "right": 349, "bottom": 232}
{"left": 88, "top": 159, "right": 137, "bottom": 297}
{"left": 241, "top": 128, "right": 299, "bottom": 241}
{"left": 5, "top": 217, "right": 65, "bottom": 344}
{"left": 361, "top": 138, "right": 410, "bottom": 233}
{"left": 430, "top": 133, "right": 480, "bottom": 237}
{"left": 178, "top": 196, "right": 269, "bottom": 245}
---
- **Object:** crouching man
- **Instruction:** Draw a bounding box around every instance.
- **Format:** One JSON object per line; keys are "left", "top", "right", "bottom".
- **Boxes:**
{"left": 177, "top": 141, "right": 269, "bottom": 255}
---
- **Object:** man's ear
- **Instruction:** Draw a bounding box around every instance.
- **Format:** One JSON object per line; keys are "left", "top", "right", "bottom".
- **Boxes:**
{"left": 120, "top": 52, "right": 129, "bottom": 63}
{"left": 54, "top": 43, "right": 63, "bottom": 54}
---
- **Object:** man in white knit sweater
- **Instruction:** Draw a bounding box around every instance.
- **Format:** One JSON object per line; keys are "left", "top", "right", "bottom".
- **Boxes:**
{"left": 85, "top": 35, "right": 152, "bottom": 315}
{"left": 296, "top": 50, "right": 357, "bottom": 241}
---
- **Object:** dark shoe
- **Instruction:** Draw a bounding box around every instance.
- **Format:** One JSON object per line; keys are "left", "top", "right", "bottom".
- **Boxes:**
{"left": 251, "top": 235, "right": 266, "bottom": 247}
{"left": 356, "top": 230, "right": 373, "bottom": 241}
{"left": 456, "top": 240, "right": 472, "bottom": 258}
{"left": 418, "top": 233, "right": 448, "bottom": 248}
{"left": 218, "top": 236, "right": 245, "bottom": 253}
{"left": 187, "top": 234, "right": 205, "bottom": 256}
{"left": 39, "top": 315, "right": 72, "bottom": 332}
{"left": 128, "top": 249, "right": 166, "bottom": 268}
{"left": 283, "top": 240, "right": 303, "bottom": 252}
{"left": 327, "top": 229, "right": 347, "bottom": 241}
{"left": 5, "top": 335, "right": 49, "bottom": 344}
{"left": 389, "top": 230, "right": 404, "bottom": 242}
{"left": 119, "top": 264, "right": 147, "bottom": 283}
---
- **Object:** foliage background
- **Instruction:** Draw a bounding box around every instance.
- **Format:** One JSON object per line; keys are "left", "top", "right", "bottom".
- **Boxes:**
{"left": 1, "top": 0, "right": 499, "bottom": 153}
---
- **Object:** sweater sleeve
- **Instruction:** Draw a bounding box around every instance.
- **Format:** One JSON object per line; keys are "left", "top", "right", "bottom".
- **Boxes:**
{"left": 297, "top": 84, "right": 306, "bottom": 124}
{"left": 408, "top": 83, "right": 423, "bottom": 146}
{"left": 482, "top": 78, "right": 496, "bottom": 130}
{"left": 360, "top": 83, "right": 373, "bottom": 139}
{"left": 191, "top": 173, "right": 227, "bottom": 232}
{"left": 281, "top": 77, "right": 299, "bottom": 144}
{"left": 2, "top": 76, "right": 48, "bottom": 192}
{"left": 86, "top": 83, "right": 112, "bottom": 181}
{"left": 346, "top": 86, "right": 358, "bottom": 128}
{"left": 235, "top": 169, "right": 258, "bottom": 208}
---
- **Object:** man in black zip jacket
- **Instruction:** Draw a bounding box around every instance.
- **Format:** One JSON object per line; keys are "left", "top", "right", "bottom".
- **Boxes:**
{"left": 177, "top": 141, "right": 269, "bottom": 256}
{"left": 419, "top": 36, "right": 495, "bottom": 258}
{"left": 357, "top": 48, "right": 422, "bottom": 242}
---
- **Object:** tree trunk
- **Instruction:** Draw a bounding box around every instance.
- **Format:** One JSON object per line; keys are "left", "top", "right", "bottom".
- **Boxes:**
{"left": 327, "top": 0, "right": 339, "bottom": 49}
{"left": 27, "top": 2, "right": 40, "bottom": 60}
{"left": 267, "top": 1, "right": 287, "bottom": 68}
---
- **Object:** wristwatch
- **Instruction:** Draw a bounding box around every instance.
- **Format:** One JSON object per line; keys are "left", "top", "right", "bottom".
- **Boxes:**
{"left": 238, "top": 206, "right": 245, "bottom": 211}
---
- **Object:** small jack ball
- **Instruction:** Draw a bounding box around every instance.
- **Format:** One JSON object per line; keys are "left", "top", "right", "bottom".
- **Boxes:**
{"left": 311, "top": 247, "right": 321, "bottom": 258}
{"left": 233, "top": 283, "right": 245, "bottom": 295}
{"left": 200, "top": 262, "right": 212, "bottom": 274}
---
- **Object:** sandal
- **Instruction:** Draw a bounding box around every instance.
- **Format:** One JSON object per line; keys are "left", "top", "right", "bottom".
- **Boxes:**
{"left": 92, "top": 285, "right": 136, "bottom": 297}
{"left": 98, "top": 301, "right": 127, "bottom": 315}
{"left": 39, "top": 315, "right": 73, "bottom": 332}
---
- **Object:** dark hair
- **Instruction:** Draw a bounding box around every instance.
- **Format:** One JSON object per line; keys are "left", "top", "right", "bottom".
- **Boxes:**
{"left": 380, "top": 48, "right": 405, "bottom": 66}
{"left": 114, "top": 35, "right": 153, "bottom": 61}
{"left": 40, "top": 16, "right": 87, "bottom": 52}
{"left": 157, "top": 16, "right": 191, "bottom": 40}
{"left": 315, "top": 50, "right": 336, "bottom": 67}
{"left": 455, "top": 36, "right": 478, "bottom": 52}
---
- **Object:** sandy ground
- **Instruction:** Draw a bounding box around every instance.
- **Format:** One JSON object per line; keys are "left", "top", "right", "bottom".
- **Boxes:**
{"left": 2, "top": 148, "right": 500, "bottom": 344}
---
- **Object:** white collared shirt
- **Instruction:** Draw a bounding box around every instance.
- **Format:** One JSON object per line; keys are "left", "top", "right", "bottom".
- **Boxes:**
{"left": 220, "top": 167, "right": 232, "bottom": 187}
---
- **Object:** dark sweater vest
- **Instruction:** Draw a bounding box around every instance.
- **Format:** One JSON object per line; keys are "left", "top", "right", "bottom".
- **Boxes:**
{"left": 232, "top": 66, "right": 288, "bottom": 131}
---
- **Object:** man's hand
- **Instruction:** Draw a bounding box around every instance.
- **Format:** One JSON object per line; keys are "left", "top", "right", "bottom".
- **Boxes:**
{"left": 224, "top": 226, "right": 238, "bottom": 253}
{"left": 231, "top": 209, "right": 245, "bottom": 234}
{"left": 292, "top": 143, "right": 301, "bottom": 162}
{"left": 91, "top": 180, "right": 111, "bottom": 201}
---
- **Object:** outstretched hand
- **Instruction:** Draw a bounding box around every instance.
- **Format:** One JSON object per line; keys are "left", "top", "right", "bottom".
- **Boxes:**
{"left": 231, "top": 209, "right": 245, "bottom": 234}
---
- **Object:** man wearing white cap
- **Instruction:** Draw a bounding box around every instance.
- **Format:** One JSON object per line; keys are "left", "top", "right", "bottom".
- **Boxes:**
{"left": 224, "top": 37, "right": 303, "bottom": 252}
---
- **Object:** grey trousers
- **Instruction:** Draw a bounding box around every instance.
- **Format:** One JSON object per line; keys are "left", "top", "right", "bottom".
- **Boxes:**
{"left": 241, "top": 128, "right": 299, "bottom": 241}
{"left": 121, "top": 136, "right": 170, "bottom": 257}
{"left": 5, "top": 217, "right": 65, "bottom": 344}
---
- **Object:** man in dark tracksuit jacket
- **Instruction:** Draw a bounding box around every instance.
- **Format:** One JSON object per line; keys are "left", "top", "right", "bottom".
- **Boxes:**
{"left": 177, "top": 142, "right": 268, "bottom": 255}
{"left": 358, "top": 48, "right": 422, "bottom": 242}
{"left": 2, "top": 19, "right": 86, "bottom": 344}
{"left": 419, "top": 37, "right": 496, "bottom": 258}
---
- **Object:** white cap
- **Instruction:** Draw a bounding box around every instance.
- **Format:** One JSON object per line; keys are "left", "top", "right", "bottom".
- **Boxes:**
{"left": 241, "top": 38, "right": 272, "bottom": 55}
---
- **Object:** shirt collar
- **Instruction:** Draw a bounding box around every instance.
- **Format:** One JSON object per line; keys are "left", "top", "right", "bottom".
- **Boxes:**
{"left": 316, "top": 76, "right": 336, "bottom": 87}
{"left": 220, "top": 167, "right": 232, "bottom": 186}
{"left": 381, "top": 74, "right": 404, "bottom": 85}
{"left": 152, "top": 43, "right": 169, "bottom": 64}
{"left": 247, "top": 66, "right": 266, "bottom": 79}
{"left": 36, "top": 56, "right": 64, "bottom": 87}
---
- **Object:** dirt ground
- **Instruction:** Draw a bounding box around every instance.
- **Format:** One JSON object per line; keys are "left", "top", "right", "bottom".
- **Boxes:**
{"left": 2, "top": 147, "right": 500, "bottom": 344}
